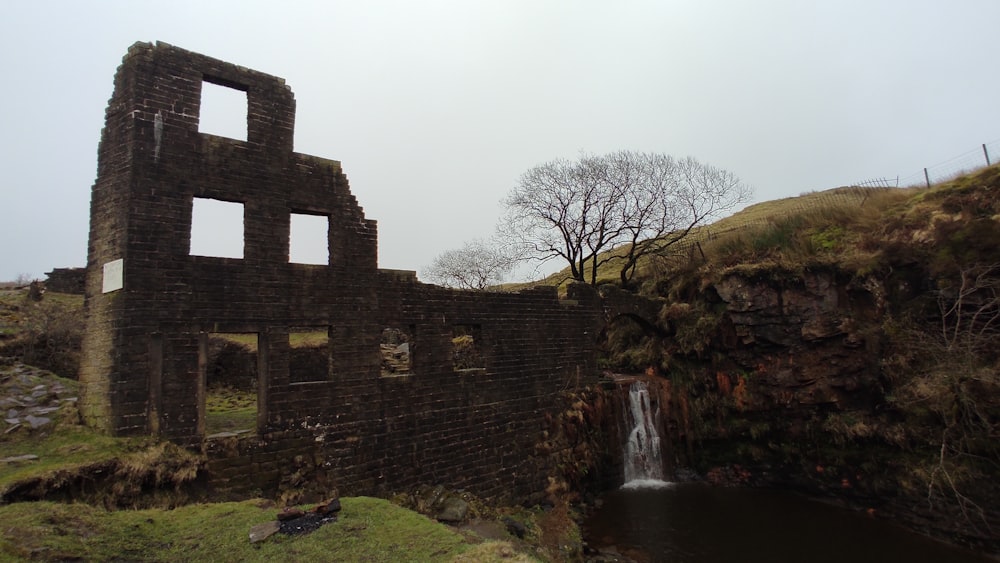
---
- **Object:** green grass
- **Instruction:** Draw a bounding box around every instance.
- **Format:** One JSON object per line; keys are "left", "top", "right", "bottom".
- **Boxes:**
{"left": 0, "top": 425, "right": 138, "bottom": 493}
{"left": 0, "top": 371, "right": 140, "bottom": 494}
{"left": 0, "top": 290, "right": 83, "bottom": 323}
{"left": 0, "top": 370, "right": 535, "bottom": 561}
{"left": 206, "top": 387, "right": 257, "bottom": 434}
{"left": 289, "top": 329, "right": 328, "bottom": 349}
{"left": 214, "top": 330, "right": 328, "bottom": 352}
{"left": 215, "top": 332, "right": 259, "bottom": 350}
{"left": 0, "top": 496, "right": 490, "bottom": 562}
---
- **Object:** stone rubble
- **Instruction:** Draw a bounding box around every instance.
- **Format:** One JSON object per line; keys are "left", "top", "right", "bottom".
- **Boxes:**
{"left": 410, "top": 484, "right": 474, "bottom": 523}
{"left": 0, "top": 454, "right": 39, "bottom": 464}
{"left": 0, "top": 361, "right": 77, "bottom": 436}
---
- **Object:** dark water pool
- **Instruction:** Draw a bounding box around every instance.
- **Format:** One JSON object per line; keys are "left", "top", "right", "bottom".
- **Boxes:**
{"left": 583, "top": 482, "right": 995, "bottom": 563}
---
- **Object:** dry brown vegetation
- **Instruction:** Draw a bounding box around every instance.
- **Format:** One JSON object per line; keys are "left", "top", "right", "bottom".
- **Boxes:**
{"left": 0, "top": 290, "right": 83, "bottom": 378}
{"left": 667, "top": 165, "right": 1000, "bottom": 288}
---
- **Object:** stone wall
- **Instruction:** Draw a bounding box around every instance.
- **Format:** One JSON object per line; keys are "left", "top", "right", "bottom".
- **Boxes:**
{"left": 44, "top": 268, "right": 86, "bottom": 295}
{"left": 79, "top": 42, "right": 603, "bottom": 504}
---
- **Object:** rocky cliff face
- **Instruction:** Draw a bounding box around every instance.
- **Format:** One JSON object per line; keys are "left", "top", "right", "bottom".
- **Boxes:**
{"left": 605, "top": 266, "right": 999, "bottom": 554}
{"left": 711, "top": 271, "right": 880, "bottom": 408}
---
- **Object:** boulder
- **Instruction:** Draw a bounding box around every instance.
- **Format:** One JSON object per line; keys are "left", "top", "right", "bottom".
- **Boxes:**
{"left": 248, "top": 521, "right": 280, "bottom": 543}
{"left": 277, "top": 507, "right": 305, "bottom": 521}
{"left": 436, "top": 496, "right": 469, "bottom": 523}
{"left": 502, "top": 516, "right": 527, "bottom": 539}
{"left": 313, "top": 497, "right": 341, "bottom": 515}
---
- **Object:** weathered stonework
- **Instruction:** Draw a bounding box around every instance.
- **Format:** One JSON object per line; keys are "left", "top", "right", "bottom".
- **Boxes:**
{"left": 44, "top": 268, "right": 86, "bottom": 294}
{"left": 79, "top": 42, "right": 604, "bottom": 503}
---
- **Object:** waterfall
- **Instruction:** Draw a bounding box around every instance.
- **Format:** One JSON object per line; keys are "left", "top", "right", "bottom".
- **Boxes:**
{"left": 622, "top": 380, "right": 669, "bottom": 488}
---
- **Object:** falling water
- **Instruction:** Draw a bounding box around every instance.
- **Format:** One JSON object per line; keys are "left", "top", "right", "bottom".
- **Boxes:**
{"left": 588, "top": 382, "right": 990, "bottom": 562}
{"left": 622, "top": 380, "right": 668, "bottom": 487}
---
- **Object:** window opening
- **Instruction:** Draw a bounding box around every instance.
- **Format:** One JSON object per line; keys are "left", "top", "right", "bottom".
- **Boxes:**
{"left": 190, "top": 198, "right": 244, "bottom": 258}
{"left": 289, "top": 326, "right": 331, "bottom": 383}
{"left": 380, "top": 326, "right": 413, "bottom": 376}
{"left": 204, "top": 332, "right": 259, "bottom": 436}
{"left": 289, "top": 212, "right": 330, "bottom": 265}
{"left": 452, "top": 324, "right": 485, "bottom": 371}
{"left": 199, "top": 80, "right": 248, "bottom": 141}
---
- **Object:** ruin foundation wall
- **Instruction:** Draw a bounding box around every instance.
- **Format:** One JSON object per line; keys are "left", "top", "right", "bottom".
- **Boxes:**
{"left": 79, "top": 42, "right": 604, "bottom": 503}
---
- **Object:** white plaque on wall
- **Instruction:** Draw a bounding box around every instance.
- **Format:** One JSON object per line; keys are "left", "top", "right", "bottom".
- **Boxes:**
{"left": 102, "top": 259, "right": 124, "bottom": 294}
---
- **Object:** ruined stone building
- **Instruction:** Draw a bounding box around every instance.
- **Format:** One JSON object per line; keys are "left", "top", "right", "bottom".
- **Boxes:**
{"left": 79, "top": 42, "right": 603, "bottom": 501}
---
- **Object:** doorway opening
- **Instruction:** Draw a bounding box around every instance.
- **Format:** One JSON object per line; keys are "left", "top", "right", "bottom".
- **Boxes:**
{"left": 202, "top": 331, "right": 260, "bottom": 436}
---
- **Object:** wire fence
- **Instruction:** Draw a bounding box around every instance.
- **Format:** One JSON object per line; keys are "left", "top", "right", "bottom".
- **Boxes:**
{"left": 853, "top": 138, "right": 999, "bottom": 189}
{"left": 852, "top": 177, "right": 899, "bottom": 188}
{"left": 644, "top": 138, "right": 1000, "bottom": 270}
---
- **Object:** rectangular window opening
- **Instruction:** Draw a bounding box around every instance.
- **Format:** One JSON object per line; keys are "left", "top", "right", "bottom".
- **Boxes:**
{"left": 191, "top": 197, "right": 244, "bottom": 258}
{"left": 199, "top": 79, "right": 248, "bottom": 141}
{"left": 380, "top": 326, "right": 413, "bottom": 377}
{"left": 289, "top": 326, "right": 331, "bottom": 383}
{"left": 289, "top": 212, "right": 330, "bottom": 265}
{"left": 452, "top": 324, "right": 485, "bottom": 371}
{"left": 204, "top": 332, "right": 259, "bottom": 436}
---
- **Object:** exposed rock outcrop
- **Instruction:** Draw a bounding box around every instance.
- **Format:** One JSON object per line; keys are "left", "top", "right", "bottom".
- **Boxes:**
{"left": 603, "top": 265, "right": 999, "bottom": 554}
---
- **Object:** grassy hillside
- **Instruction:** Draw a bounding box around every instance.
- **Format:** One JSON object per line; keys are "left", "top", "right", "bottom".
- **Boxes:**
{"left": 662, "top": 164, "right": 1000, "bottom": 292}
{"left": 506, "top": 184, "right": 908, "bottom": 289}
{"left": 0, "top": 496, "right": 539, "bottom": 562}
{"left": 519, "top": 164, "right": 1000, "bottom": 293}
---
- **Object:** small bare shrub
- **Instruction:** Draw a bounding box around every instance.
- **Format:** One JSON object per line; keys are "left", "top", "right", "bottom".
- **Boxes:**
{"left": 13, "top": 273, "right": 36, "bottom": 287}
{"left": 885, "top": 263, "right": 1000, "bottom": 534}
{"left": 17, "top": 300, "right": 83, "bottom": 378}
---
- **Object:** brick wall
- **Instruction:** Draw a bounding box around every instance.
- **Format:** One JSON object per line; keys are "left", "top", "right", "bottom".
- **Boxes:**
{"left": 79, "top": 42, "right": 604, "bottom": 504}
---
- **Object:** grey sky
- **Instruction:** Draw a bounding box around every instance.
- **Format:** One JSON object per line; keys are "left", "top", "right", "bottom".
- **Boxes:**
{"left": 2, "top": 1, "right": 999, "bottom": 282}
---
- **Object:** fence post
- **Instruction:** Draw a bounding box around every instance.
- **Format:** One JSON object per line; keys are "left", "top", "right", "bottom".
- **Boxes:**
{"left": 984, "top": 143, "right": 992, "bottom": 166}
{"left": 924, "top": 168, "right": 931, "bottom": 188}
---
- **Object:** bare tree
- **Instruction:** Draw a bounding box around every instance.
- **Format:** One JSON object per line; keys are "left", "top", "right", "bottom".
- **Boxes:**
{"left": 616, "top": 155, "right": 752, "bottom": 286}
{"left": 499, "top": 152, "right": 752, "bottom": 286}
{"left": 498, "top": 156, "right": 619, "bottom": 285}
{"left": 422, "top": 238, "right": 516, "bottom": 290}
{"left": 890, "top": 263, "right": 1000, "bottom": 534}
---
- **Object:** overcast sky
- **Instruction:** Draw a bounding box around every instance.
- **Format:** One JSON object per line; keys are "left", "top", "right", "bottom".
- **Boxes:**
{"left": 2, "top": 1, "right": 999, "bottom": 282}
